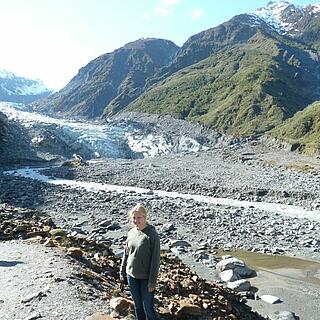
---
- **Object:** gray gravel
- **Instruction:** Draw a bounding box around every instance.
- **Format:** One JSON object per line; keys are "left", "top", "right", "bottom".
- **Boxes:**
{"left": 0, "top": 240, "right": 111, "bottom": 320}
{"left": 1, "top": 138, "right": 320, "bottom": 319}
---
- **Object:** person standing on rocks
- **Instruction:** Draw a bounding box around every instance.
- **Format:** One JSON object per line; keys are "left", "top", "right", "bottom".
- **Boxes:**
{"left": 120, "top": 203, "right": 160, "bottom": 320}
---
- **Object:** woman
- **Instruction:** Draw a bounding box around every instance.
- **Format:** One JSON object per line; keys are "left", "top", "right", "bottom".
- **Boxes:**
{"left": 120, "top": 203, "right": 160, "bottom": 320}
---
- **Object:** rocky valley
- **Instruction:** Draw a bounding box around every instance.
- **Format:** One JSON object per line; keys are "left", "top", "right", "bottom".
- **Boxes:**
{"left": 1, "top": 1, "right": 320, "bottom": 319}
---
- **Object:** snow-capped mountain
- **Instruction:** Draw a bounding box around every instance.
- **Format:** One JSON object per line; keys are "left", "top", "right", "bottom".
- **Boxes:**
{"left": 250, "top": 0, "right": 320, "bottom": 36}
{"left": 0, "top": 70, "right": 53, "bottom": 104}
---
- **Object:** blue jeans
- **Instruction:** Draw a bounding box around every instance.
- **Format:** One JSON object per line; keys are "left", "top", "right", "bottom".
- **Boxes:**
{"left": 127, "top": 275, "right": 157, "bottom": 320}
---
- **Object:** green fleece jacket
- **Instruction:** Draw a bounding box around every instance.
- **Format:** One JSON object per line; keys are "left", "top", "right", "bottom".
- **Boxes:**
{"left": 120, "top": 224, "right": 160, "bottom": 288}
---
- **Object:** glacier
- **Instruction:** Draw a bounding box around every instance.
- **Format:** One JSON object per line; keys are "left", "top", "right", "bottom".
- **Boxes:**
{"left": 0, "top": 102, "right": 210, "bottom": 160}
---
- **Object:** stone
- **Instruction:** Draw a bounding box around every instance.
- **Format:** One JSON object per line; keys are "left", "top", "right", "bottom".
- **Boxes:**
{"left": 227, "top": 279, "right": 251, "bottom": 292}
{"left": 260, "top": 294, "right": 281, "bottom": 304}
{"left": 85, "top": 312, "right": 117, "bottom": 320}
{"left": 49, "top": 228, "right": 66, "bottom": 237}
{"left": 109, "top": 297, "right": 133, "bottom": 316}
{"left": 24, "top": 312, "right": 42, "bottom": 320}
{"left": 269, "top": 310, "right": 298, "bottom": 320}
{"left": 220, "top": 269, "right": 241, "bottom": 282}
{"left": 21, "top": 291, "right": 46, "bottom": 303}
{"left": 43, "top": 238, "right": 58, "bottom": 247}
{"left": 234, "top": 265, "right": 256, "bottom": 278}
{"left": 161, "top": 223, "right": 176, "bottom": 233}
{"left": 216, "top": 257, "right": 245, "bottom": 272}
{"left": 67, "top": 247, "right": 84, "bottom": 258}
{"left": 176, "top": 302, "right": 202, "bottom": 318}
{"left": 170, "top": 239, "right": 191, "bottom": 247}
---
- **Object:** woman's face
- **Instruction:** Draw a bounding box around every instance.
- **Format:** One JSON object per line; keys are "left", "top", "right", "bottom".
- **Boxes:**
{"left": 131, "top": 211, "right": 147, "bottom": 230}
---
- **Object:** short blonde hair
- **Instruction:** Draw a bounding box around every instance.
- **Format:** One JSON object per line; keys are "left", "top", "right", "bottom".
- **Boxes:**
{"left": 129, "top": 203, "right": 147, "bottom": 218}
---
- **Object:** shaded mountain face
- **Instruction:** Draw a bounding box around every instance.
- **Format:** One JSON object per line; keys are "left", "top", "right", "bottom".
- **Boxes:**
{"left": 0, "top": 70, "right": 52, "bottom": 104}
{"left": 0, "top": 111, "right": 41, "bottom": 164}
{"left": 34, "top": 38, "right": 179, "bottom": 119}
{"left": 0, "top": 111, "right": 8, "bottom": 144}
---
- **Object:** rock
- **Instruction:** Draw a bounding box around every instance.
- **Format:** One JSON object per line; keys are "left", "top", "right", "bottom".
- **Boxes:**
{"left": 85, "top": 312, "right": 117, "bottom": 320}
{"left": 260, "top": 294, "right": 281, "bottom": 304}
{"left": 216, "top": 257, "right": 245, "bottom": 272}
{"left": 227, "top": 279, "right": 251, "bottom": 292}
{"left": 216, "top": 257, "right": 255, "bottom": 278}
{"left": 220, "top": 269, "right": 241, "bottom": 282}
{"left": 269, "top": 311, "right": 299, "bottom": 320}
{"left": 176, "top": 302, "right": 202, "bottom": 318}
{"left": 98, "top": 219, "right": 112, "bottom": 227}
{"left": 109, "top": 297, "right": 133, "bottom": 316}
{"left": 161, "top": 223, "right": 176, "bottom": 233}
{"left": 24, "top": 312, "right": 42, "bottom": 320}
{"left": 49, "top": 228, "right": 66, "bottom": 237}
{"left": 67, "top": 247, "right": 84, "bottom": 258}
{"left": 234, "top": 265, "right": 256, "bottom": 278}
{"left": 21, "top": 291, "right": 46, "bottom": 303}
{"left": 170, "top": 240, "right": 191, "bottom": 247}
{"left": 43, "top": 238, "right": 58, "bottom": 247}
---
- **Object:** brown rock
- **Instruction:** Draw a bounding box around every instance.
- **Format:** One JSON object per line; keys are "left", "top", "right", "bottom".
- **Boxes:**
{"left": 176, "top": 302, "right": 202, "bottom": 318}
{"left": 43, "top": 238, "right": 58, "bottom": 247}
{"left": 109, "top": 297, "right": 133, "bottom": 316}
{"left": 67, "top": 247, "right": 84, "bottom": 258}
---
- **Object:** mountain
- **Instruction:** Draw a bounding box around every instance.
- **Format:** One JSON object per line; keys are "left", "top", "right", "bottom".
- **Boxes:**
{"left": 128, "top": 2, "right": 320, "bottom": 136}
{"left": 252, "top": 1, "right": 320, "bottom": 49}
{"left": 33, "top": 1, "right": 320, "bottom": 146}
{"left": 270, "top": 101, "right": 320, "bottom": 154}
{"left": 33, "top": 38, "right": 179, "bottom": 119}
{"left": 0, "top": 70, "right": 53, "bottom": 104}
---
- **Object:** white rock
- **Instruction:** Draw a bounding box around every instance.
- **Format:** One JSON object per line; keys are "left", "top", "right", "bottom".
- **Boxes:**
{"left": 220, "top": 269, "right": 241, "bottom": 282}
{"left": 227, "top": 279, "right": 251, "bottom": 292}
{"left": 269, "top": 310, "right": 298, "bottom": 320}
{"left": 261, "top": 294, "right": 281, "bottom": 304}
{"left": 216, "top": 257, "right": 245, "bottom": 271}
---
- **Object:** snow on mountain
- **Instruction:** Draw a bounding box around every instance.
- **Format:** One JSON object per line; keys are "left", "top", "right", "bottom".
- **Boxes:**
{"left": 250, "top": 0, "right": 320, "bottom": 36}
{"left": 0, "top": 69, "right": 53, "bottom": 103}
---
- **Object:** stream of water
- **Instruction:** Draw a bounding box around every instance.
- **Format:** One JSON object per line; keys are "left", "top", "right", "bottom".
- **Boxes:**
{"left": 4, "top": 166, "right": 320, "bottom": 223}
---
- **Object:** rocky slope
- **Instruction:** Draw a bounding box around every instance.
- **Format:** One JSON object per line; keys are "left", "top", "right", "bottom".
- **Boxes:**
{"left": 0, "top": 204, "right": 266, "bottom": 320}
{"left": 33, "top": 38, "right": 179, "bottom": 119}
{"left": 0, "top": 111, "right": 42, "bottom": 165}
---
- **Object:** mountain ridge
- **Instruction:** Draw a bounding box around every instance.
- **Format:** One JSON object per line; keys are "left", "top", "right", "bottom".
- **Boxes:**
{"left": 31, "top": 1, "right": 320, "bottom": 152}
{"left": 0, "top": 70, "right": 53, "bottom": 104}
{"left": 33, "top": 38, "right": 179, "bottom": 119}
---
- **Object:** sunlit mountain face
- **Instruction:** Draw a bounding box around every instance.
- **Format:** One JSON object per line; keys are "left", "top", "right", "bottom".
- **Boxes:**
{"left": 0, "top": 70, "right": 53, "bottom": 104}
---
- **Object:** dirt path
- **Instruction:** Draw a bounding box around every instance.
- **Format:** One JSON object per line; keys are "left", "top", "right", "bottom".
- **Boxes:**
{"left": 0, "top": 239, "right": 110, "bottom": 320}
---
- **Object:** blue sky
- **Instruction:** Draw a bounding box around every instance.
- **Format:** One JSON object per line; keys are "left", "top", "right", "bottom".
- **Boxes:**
{"left": 0, "top": 0, "right": 316, "bottom": 90}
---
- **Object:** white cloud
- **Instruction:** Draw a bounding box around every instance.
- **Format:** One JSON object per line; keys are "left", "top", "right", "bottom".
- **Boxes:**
{"left": 154, "top": 0, "right": 181, "bottom": 17}
{"left": 155, "top": 5, "right": 172, "bottom": 16}
{"left": 191, "top": 8, "right": 203, "bottom": 20}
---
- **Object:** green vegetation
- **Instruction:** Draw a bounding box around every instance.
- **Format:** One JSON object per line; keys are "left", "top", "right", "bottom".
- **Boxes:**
{"left": 128, "top": 33, "right": 317, "bottom": 136}
{"left": 270, "top": 101, "right": 320, "bottom": 155}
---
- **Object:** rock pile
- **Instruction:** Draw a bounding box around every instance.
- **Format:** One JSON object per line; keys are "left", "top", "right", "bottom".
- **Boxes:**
{"left": 155, "top": 253, "right": 264, "bottom": 319}
{"left": 0, "top": 204, "right": 267, "bottom": 319}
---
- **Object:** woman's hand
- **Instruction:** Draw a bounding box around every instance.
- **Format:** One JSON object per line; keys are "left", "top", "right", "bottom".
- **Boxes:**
{"left": 148, "top": 287, "right": 155, "bottom": 292}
